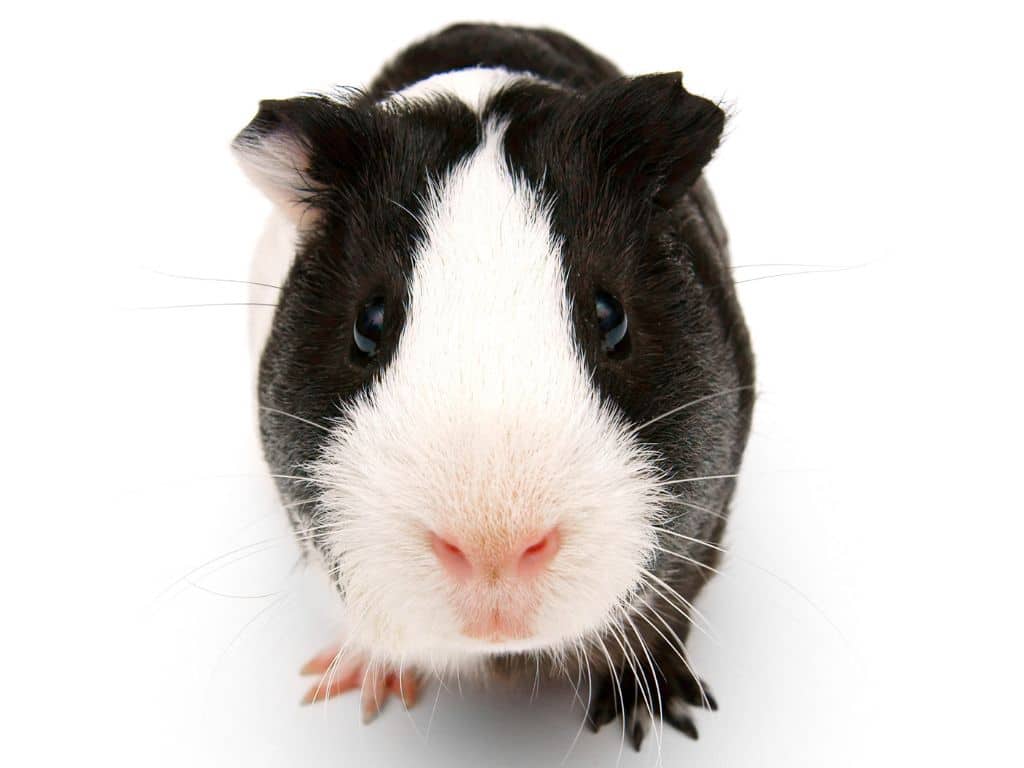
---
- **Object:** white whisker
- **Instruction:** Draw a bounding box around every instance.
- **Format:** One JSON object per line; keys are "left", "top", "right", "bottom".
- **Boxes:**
{"left": 149, "top": 268, "right": 283, "bottom": 291}
{"left": 734, "top": 263, "right": 864, "bottom": 284}
{"left": 125, "top": 301, "right": 279, "bottom": 310}
{"left": 650, "top": 543, "right": 721, "bottom": 576}
{"left": 653, "top": 473, "right": 739, "bottom": 488}
{"left": 629, "top": 604, "right": 712, "bottom": 711}
{"left": 259, "top": 405, "right": 333, "bottom": 433}
{"left": 639, "top": 569, "right": 714, "bottom": 640}
{"left": 632, "top": 385, "right": 753, "bottom": 434}
{"left": 651, "top": 527, "right": 727, "bottom": 554}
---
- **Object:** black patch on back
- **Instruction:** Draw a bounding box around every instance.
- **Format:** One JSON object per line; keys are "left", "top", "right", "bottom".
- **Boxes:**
{"left": 366, "top": 23, "right": 621, "bottom": 98}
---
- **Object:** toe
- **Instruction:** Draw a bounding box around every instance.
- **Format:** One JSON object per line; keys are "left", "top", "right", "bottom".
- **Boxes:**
{"left": 360, "top": 666, "right": 391, "bottom": 724}
{"left": 300, "top": 644, "right": 345, "bottom": 677}
{"left": 387, "top": 669, "right": 421, "bottom": 708}
{"left": 672, "top": 674, "right": 717, "bottom": 711}
{"left": 629, "top": 717, "right": 647, "bottom": 751}
{"left": 664, "top": 699, "right": 699, "bottom": 740}
{"left": 300, "top": 661, "right": 363, "bottom": 705}
{"left": 298, "top": 645, "right": 423, "bottom": 719}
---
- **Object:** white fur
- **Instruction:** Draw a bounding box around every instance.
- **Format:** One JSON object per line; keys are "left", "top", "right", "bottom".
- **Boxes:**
{"left": 248, "top": 208, "right": 296, "bottom": 361}
{"left": 240, "top": 67, "right": 536, "bottom": 360}
{"left": 243, "top": 69, "right": 662, "bottom": 668}
{"left": 385, "top": 66, "right": 531, "bottom": 112}
{"left": 312, "top": 121, "right": 661, "bottom": 667}
{"left": 233, "top": 133, "right": 313, "bottom": 225}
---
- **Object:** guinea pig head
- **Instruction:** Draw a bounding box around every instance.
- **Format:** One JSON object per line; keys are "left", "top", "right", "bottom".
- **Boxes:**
{"left": 233, "top": 73, "right": 738, "bottom": 666}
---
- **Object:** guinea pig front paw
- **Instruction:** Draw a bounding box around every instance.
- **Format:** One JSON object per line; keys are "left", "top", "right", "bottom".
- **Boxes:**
{"left": 586, "top": 655, "right": 716, "bottom": 750}
{"left": 299, "top": 644, "right": 421, "bottom": 723}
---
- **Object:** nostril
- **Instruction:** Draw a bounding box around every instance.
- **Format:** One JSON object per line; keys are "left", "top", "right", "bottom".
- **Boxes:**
{"left": 523, "top": 540, "right": 546, "bottom": 556}
{"left": 430, "top": 532, "right": 473, "bottom": 580}
{"left": 517, "top": 527, "right": 560, "bottom": 578}
{"left": 440, "top": 538, "right": 463, "bottom": 557}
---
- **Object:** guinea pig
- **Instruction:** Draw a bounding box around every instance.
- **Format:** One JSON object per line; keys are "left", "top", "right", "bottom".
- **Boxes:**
{"left": 232, "top": 22, "right": 754, "bottom": 750}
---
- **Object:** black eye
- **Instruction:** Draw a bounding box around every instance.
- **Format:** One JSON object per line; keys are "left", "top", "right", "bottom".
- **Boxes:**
{"left": 353, "top": 297, "right": 385, "bottom": 358}
{"left": 595, "top": 291, "right": 628, "bottom": 353}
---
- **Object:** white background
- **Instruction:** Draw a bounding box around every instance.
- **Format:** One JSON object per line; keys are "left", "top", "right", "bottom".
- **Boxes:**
{"left": 3, "top": 1, "right": 1022, "bottom": 766}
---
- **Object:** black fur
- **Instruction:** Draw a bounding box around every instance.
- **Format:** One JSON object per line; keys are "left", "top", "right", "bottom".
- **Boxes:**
{"left": 365, "top": 23, "right": 620, "bottom": 97}
{"left": 234, "top": 23, "right": 754, "bottom": 750}
{"left": 238, "top": 95, "right": 481, "bottom": 515}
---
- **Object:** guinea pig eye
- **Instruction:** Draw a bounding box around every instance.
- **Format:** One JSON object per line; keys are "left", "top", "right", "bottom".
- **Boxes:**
{"left": 595, "top": 290, "right": 629, "bottom": 354}
{"left": 353, "top": 297, "right": 385, "bottom": 358}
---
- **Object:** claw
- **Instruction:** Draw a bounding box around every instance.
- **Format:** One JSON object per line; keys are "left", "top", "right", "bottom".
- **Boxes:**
{"left": 360, "top": 666, "right": 390, "bottom": 723}
{"left": 665, "top": 699, "right": 699, "bottom": 740}
{"left": 629, "top": 718, "right": 647, "bottom": 752}
{"left": 585, "top": 644, "right": 716, "bottom": 749}
{"left": 389, "top": 668, "right": 421, "bottom": 708}
{"left": 672, "top": 673, "right": 718, "bottom": 711}
{"left": 300, "top": 656, "right": 362, "bottom": 705}
{"left": 587, "top": 676, "right": 619, "bottom": 732}
{"left": 298, "top": 644, "right": 422, "bottom": 719}
{"left": 300, "top": 644, "right": 348, "bottom": 677}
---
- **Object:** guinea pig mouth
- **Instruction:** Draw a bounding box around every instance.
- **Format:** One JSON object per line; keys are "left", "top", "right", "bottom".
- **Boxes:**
{"left": 449, "top": 585, "right": 542, "bottom": 645}
{"left": 459, "top": 606, "right": 532, "bottom": 643}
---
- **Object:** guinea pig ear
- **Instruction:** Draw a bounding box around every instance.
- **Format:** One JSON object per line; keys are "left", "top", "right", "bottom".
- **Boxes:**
{"left": 232, "top": 96, "right": 361, "bottom": 225}
{"left": 577, "top": 72, "right": 725, "bottom": 207}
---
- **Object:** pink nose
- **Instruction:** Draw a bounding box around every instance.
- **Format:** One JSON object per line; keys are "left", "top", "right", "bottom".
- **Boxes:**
{"left": 429, "top": 527, "right": 561, "bottom": 581}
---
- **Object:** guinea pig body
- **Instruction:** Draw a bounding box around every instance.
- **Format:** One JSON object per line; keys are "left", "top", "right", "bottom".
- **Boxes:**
{"left": 234, "top": 23, "right": 754, "bottom": 747}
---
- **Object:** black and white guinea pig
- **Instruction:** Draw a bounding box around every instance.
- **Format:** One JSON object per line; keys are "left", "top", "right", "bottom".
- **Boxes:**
{"left": 232, "top": 23, "right": 754, "bottom": 750}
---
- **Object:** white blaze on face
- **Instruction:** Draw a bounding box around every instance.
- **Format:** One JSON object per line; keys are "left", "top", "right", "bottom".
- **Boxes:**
{"left": 313, "top": 99, "right": 660, "bottom": 667}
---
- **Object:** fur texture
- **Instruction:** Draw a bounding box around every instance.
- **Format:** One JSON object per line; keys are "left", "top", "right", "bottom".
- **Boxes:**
{"left": 312, "top": 122, "right": 662, "bottom": 664}
{"left": 233, "top": 23, "right": 754, "bottom": 749}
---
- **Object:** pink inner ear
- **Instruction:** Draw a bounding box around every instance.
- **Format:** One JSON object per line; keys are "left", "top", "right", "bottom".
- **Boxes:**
{"left": 234, "top": 133, "right": 319, "bottom": 226}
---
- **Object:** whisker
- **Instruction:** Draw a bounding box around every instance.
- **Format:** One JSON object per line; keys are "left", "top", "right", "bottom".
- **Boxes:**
{"left": 658, "top": 497, "right": 728, "bottom": 520}
{"left": 650, "top": 544, "right": 722, "bottom": 576}
{"left": 632, "top": 385, "right": 754, "bottom": 434}
{"left": 622, "top": 608, "right": 665, "bottom": 755}
{"left": 530, "top": 654, "right": 541, "bottom": 703}
{"left": 730, "top": 262, "right": 858, "bottom": 270}
{"left": 631, "top": 599, "right": 692, "bottom": 663}
{"left": 607, "top": 619, "right": 653, "bottom": 734}
{"left": 397, "top": 653, "right": 424, "bottom": 738}
{"left": 639, "top": 569, "right": 715, "bottom": 639}
{"left": 183, "top": 577, "right": 284, "bottom": 600}
{"left": 124, "top": 302, "right": 279, "bottom": 310}
{"left": 651, "top": 527, "right": 727, "bottom": 554}
{"left": 388, "top": 197, "right": 422, "bottom": 225}
{"left": 155, "top": 522, "right": 342, "bottom": 604}
{"left": 681, "top": 540, "right": 853, "bottom": 648}
{"left": 629, "top": 604, "right": 712, "bottom": 711}
{"left": 283, "top": 498, "right": 320, "bottom": 509}
{"left": 734, "top": 264, "right": 864, "bottom": 284}
{"left": 594, "top": 635, "right": 627, "bottom": 764}
{"left": 425, "top": 661, "right": 445, "bottom": 741}
{"left": 209, "top": 592, "right": 290, "bottom": 692}
{"left": 149, "top": 269, "right": 282, "bottom": 291}
{"left": 259, "top": 405, "right": 333, "bottom": 433}
{"left": 267, "top": 473, "right": 321, "bottom": 486}
{"left": 652, "top": 473, "right": 739, "bottom": 488}
{"left": 566, "top": 642, "right": 585, "bottom": 712}
{"left": 636, "top": 575, "right": 704, "bottom": 641}
{"left": 560, "top": 641, "right": 590, "bottom": 766}
{"left": 314, "top": 643, "right": 351, "bottom": 711}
